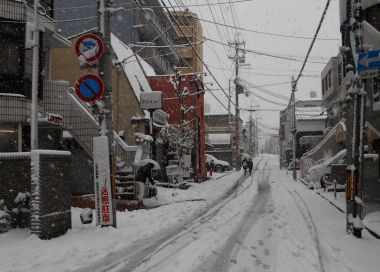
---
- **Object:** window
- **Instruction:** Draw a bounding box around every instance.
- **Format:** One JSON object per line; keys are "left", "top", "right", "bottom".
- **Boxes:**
{"left": 328, "top": 71, "right": 332, "bottom": 88}
{"left": 0, "top": 22, "right": 44, "bottom": 99}
{"left": 0, "top": 125, "right": 18, "bottom": 152}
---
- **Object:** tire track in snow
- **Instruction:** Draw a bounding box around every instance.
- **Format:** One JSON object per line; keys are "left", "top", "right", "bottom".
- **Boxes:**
{"left": 73, "top": 159, "right": 265, "bottom": 272}
{"left": 281, "top": 182, "right": 326, "bottom": 272}
{"left": 197, "top": 159, "right": 271, "bottom": 272}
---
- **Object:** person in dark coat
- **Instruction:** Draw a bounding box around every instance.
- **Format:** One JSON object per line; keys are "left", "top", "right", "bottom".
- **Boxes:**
{"left": 248, "top": 158, "right": 254, "bottom": 175}
{"left": 136, "top": 163, "right": 156, "bottom": 204}
{"left": 242, "top": 158, "right": 248, "bottom": 175}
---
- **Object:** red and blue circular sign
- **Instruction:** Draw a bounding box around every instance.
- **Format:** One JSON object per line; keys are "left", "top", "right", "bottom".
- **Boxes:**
{"left": 75, "top": 74, "right": 104, "bottom": 102}
{"left": 75, "top": 34, "right": 104, "bottom": 62}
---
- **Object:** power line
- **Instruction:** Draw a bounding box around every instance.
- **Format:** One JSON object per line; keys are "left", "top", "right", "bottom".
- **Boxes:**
{"left": 195, "top": 16, "right": 340, "bottom": 41}
{"left": 294, "top": 0, "right": 332, "bottom": 86}
{"left": 203, "top": 36, "right": 328, "bottom": 64}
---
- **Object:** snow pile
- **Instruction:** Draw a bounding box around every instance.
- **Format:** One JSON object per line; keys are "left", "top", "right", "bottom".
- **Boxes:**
{"left": 134, "top": 132, "right": 153, "bottom": 143}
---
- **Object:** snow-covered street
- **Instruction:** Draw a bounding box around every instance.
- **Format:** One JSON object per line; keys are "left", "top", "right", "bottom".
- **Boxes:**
{"left": 1, "top": 155, "right": 379, "bottom": 272}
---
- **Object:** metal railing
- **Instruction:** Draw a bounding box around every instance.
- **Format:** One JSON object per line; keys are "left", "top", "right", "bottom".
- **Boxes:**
{"left": 46, "top": 81, "right": 136, "bottom": 161}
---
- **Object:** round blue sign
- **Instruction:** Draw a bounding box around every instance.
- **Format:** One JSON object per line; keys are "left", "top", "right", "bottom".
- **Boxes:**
{"left": 75, "top": 74, "right": 104, "bottom": 102}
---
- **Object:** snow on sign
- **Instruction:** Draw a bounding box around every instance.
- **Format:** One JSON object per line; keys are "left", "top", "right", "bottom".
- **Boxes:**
{"left": 93, "top": 136, "right": 114, "bottom": 226}
{"left": 357, "top": 49, "right": 380, "bottom": 72}
{"left": 75, "top": 34, "right": 104, "bottom": 62}
{"left": 75, "top": 74, "right": 104, "bottom": 102}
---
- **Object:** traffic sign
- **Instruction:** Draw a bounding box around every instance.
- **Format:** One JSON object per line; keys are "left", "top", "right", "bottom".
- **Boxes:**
{"left": 75, "top": 34, "right": 104, "bottom": 62}
{"left": 75, "top": 74, "right": 104, "bottom": 102}
{"left": 357, "top": 49, "right": 380, "bottom": 72}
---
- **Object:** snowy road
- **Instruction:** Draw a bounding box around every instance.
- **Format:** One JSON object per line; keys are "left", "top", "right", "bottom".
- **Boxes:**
{"left": 2, "top": 155, "right": 380, "bottom": 272}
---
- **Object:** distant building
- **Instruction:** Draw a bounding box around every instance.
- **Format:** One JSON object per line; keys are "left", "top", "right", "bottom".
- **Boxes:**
{"left": 279, "top": 100, "right": 326, "bottom": 164}
{"left": 265, "top": 135, "right": 279, "bottom": 155}
{"left": 321, "top": 53, "right": 344, "bottom": 127}
{"left": 170, "top": 11, "right": 203, "bottom": 74}
{"left": 205, "top": 113, "right": 243, "bottom": 166}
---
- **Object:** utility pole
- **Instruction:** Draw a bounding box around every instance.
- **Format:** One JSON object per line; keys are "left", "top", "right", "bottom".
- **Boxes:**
{"left": 291, "top": 78, "right": 297, "bottom": 181}
{"left": 255, "top": 116, "right": 259, "bottom": 157}
{"left": 98, "top": 0, "right": 119, "bottom": 228}
{"left": 31, "top": 0, "right": 40, "bottom": 150}
{"left": 249, "top": 111, "right": 253, "bottom": 156}
{"left": 344, "top": 0, "right": 366, "bottom": 238}
{"left": 229, "top": 37, "right": 246, "bottom": 170}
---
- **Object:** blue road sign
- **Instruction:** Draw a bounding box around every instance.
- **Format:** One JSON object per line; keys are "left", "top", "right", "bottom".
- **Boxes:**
{"left": 357, "top": 50, "right": 380, "bottom": 72}
{"left": 75, "top": 74, "right": 104, "bottom": 102}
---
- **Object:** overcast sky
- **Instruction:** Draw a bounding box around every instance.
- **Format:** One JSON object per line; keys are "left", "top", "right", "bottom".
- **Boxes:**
{"left": 182, "top": 0, "right": 341, "bottom": 135}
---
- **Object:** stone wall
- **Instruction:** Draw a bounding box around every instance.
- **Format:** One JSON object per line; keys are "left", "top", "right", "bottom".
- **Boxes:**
{"left": 0, "top": 150, "right": 72, "bottom": 239}
{"left": 31, "top": 150, "right": 72, "bottom": 239}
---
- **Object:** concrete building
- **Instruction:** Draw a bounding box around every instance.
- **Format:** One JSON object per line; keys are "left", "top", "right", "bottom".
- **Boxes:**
{"left": 147, "top": 74, "right": 206, "bottom": 181}
{"left": 321, "top": 53, "right": 345, "bottom": 127}
{"left": 170, "top": 11, "right": 203, "bottom": 74}
{"left": 54, "top": 0, "right": 180, "bottom": 75}
{"left": 279, "top": 100, "right": 326, "bottom": 165}
{"left": 0, "top": 0, "right": 70, "bottom": 153}
{"left": 205, "top": 113, "right": 243, "bottom": 165}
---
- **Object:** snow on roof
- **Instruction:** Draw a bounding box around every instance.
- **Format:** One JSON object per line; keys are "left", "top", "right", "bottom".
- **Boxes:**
{"left": 137, "top": 55, "right": 156, "bottom": 77}
{"left": 208, "top": 133, "right": 231, "bottom": 145}
{"left": 296, "top": 106, "right": 327, "bottom": 121}
{"left": 111, "top": 33, "right": 152, "bottom": 118}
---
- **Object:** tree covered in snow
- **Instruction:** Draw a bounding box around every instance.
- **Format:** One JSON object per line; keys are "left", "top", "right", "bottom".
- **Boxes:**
{"left": 160, "top": 124, "right": 194, "bottom": 161}
{"left": 13, "top": 192, "right": 31, "bottom": 228}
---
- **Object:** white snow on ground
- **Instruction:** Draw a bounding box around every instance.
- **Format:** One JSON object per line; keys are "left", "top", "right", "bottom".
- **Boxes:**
{"left": 1, "top": 155, "right": 380, "bottom": 272}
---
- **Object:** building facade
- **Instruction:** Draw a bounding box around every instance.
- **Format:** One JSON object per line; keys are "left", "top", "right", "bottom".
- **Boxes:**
{"left": 54, "top": 0, "right": 180, "bottom": 74}
{"left": 148, "top": 75, "right": 206, "bottom": 181}
{"left": 205, "top": 113, "right": 243, "bottom": 165}
{"left": 0, "top": 0, "right": 71, "bottom": 153}
{"left": 170, "top": 11, "right": 203, "bottom": 74}
{"left": 279, "top": 100, "right": 326, "bottom": 165}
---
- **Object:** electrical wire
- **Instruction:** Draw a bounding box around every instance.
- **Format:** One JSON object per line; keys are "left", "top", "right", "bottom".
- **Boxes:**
{"left": 294, "top": 0, "right": 332, "bottom": 86}
{"left": 203, "top": 36, "right": 328, "bottom": 64}
{"left": 194, "top": 16, "right": 340, "bottom": 41}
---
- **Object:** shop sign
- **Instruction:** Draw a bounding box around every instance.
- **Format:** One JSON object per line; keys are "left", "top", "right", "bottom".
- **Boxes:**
{"left": 140, "top": 91, "right": 163, "bottom": 110}
{"left": 153, "top": 109, "right": 168, "bottom": 125}
{"left": 47, "top": 113, "right": 63, "bottom": 124}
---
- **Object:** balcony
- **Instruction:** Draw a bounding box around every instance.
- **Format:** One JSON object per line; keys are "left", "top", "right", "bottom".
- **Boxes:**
{"left": 140, "top": 47, "right": 173, "bottom": 74}
{"left": 0, "top": 80, "right": 68, "bottom": 124}
{"left": 136, "top": 9, "right": 179, "bottom": 64}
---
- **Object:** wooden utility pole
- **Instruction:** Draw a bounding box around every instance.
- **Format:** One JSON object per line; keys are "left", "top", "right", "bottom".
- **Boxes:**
{"left": 229, "top": 37, "right": 245, "bottom": 170}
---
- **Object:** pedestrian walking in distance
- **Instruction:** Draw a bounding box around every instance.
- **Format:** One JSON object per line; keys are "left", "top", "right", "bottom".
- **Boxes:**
{"left": 242, "top": 158, "right": 248, "bottom": 175}
{"left": 209, "top": 159, "right": 215, "bottom": 177}
{"left": 248, "top": 158, "right": 253, "bottom": 175}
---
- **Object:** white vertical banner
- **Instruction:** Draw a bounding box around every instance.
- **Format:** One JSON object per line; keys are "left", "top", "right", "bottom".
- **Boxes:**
{"left": 181, "top": 155, "right": 191, "bottom": 178}
{"left": 93, "top": 136, "right": 114, "bottom": 226}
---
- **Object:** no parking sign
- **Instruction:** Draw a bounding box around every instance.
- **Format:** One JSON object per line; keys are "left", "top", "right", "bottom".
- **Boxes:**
{"left": 75, "top": 34, "right": 104, "bottom": 62}
{"left": 75, "top": 74, "right": 104, "bottom": 102}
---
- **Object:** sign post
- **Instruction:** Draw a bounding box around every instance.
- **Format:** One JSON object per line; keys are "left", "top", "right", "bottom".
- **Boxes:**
{"left": 140, "top": 92, "right": 163, "bottom": 160}
{"left": 75, "top": 74, "right": 104, "bottom": 102}
{"left": 75, "top": 33, "right": 104, "bottom": 62}
{"left": 93, "top": 136, "right": 114, "bottom": 227}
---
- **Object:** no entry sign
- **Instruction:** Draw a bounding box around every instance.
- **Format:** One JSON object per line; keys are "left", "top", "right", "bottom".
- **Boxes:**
{"left": 75, "top": 74, "right": 104, "bottom": 102}
{"left": 75, "top": 34, "right": 104, "bottom": 62}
